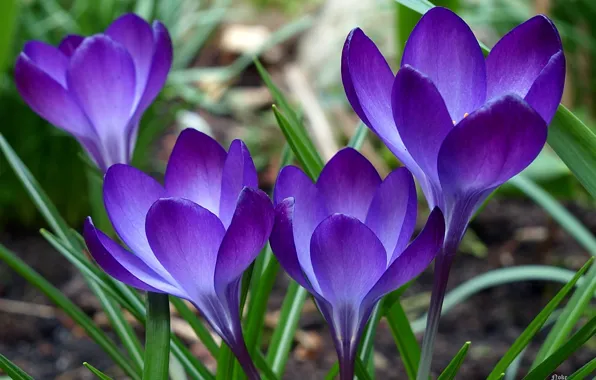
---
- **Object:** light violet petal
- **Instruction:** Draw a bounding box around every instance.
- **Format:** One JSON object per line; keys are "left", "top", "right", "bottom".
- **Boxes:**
{"left": 363, "top": 208, "right": 444, "bottom": 307}
{"left": 438, "top": 95, "right": 547, "bottom": 215}
{"left": 58, "top": 35, "right": 85, "bottom": 57}
{"left": 401, "top": 7, "right": 486, "bottom": 122}
{"left": 310, "top": 214, "right": 387, "bottom": 304}
{"left": 524, "top": 51, "right": 566, "bottom": 124}
{"left": 22, "top": 41, "right": 69, "bottom": 86}
{"left": 145, "top": 198, "right": 226, "bottom": 300}
{"left": 274, "top": 165, "right": 327, "bottom": 292}
{"left": 105, "top": 13, "right": 155, "bottom": 108}
{"left": 342, "top": 29, "right": 419, "bottom": 171}
{"left": 316, "top": 148, "right": 381, "bottom": 222}
{"left": 83, "top": 218, "right": 185, "bottom": 297}
{"left": 219, "top": 140, "right": 258, "bottom": 228}
{"left": 486, "top": 15, "right": 563, "bottom": 112}
{"left": 67, "top": 35, "right": 137, "bottom": 167}
{"left": 15, "top": 54, "right": 95, "bottom": 140}
{"left": 103, "top": 164, "right": 170, "bottom": 279}
{"left": 365, "top": 167, "right": 417, "bottom": 264}
{"left": 392, "top": 65, "right": 453, "bottom": 184}
{"left": 269, "top": 199, "right": 316, "bottom": 292}
{"left": 214, "top": 188, "right": 273, "bottom": 295}
{"left": 164, "top": 129, "right": 227, "bottom": 216}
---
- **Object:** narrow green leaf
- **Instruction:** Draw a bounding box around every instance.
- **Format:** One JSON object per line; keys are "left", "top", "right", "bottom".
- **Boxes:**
{"left": 509, "top": 175, "right": 596, "bottom": 255}
{"left": 386, "top": 301, "right": 420, "bottom": 380}
{"left": 134, "top": 0, "right": 155, "bottom": 20}
{"left": 83, "top": 362, "right": 113, "bottom": 380}
{"left": 354, "top": 358, "right": 373, "bottom": 380}
{"left": 569, "top": 356, "right": 596, "bottom": 379}
{"left": 254, "top": 351, "right": 280, "bottom": 380}
{"left": 358, "top": 301, "right": 384, "bottom": 378}
{"left": 143, "top": 293, "right": 171, "bottom": 380}
{"left": 348, "top": 123, "right": 369, "bottom": 148}
{"left": 0, "top": 0, "right": 18, "bottom": 72}
{"left": 0, "top": 354, "right": 33, "bottom": 380}
{"left": 0, "top": 134, "right": 81, "bottom": 250}
{"left": 0, "top": 243, "right": 140, "bottom": 380}
{"left": 437, "top": 342, "right": 471, "bottom": 380}
{"left": 272, "top": 106, "right": 323, "bottom": 180}
{"left": 532, "top": 261, "right": 596, "bottom": 367}
{"left": 486, "top": 258, "right": 594, "bottom": 380}
{"left": 523, "top": 315, "right": 596, "bottom": 379}
{"left": 216, "top": 343, "right": 234, "bottom": 380}
{"left": 266, "top": 283, "right": 308, "bottom": 375}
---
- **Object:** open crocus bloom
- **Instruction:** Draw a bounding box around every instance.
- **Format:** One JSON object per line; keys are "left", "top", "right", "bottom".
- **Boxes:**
{"left": 15, "top": 13, "right": 172, "bottom": 171}
{"left": 83, "top": 129, "right": 273, "bottom": 379}
{"left": 269, "top": 148, "right": 445, "bottom": 380}
{"left": 342, "top": 7, "right": 565, "bottom": 247}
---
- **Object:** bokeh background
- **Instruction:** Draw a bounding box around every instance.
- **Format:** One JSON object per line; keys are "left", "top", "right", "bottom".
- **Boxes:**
{"left": 0, "top": 0, "right": 595, "bottom": 378}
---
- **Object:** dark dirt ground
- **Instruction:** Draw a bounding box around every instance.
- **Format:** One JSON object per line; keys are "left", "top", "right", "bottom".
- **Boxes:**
{"left": 1, "top": 198, "right": 595, "bottom": 379}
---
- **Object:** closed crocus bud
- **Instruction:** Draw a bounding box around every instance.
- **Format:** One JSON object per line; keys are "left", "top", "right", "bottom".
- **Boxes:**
{"left": 83, "top": 129, "right": 274, "bottom": 379}
{"left": 269, "top": 148, "right": 445, "bottom": 380}
{"left": 15, "top": 13, "right": 173, "bottom": 171}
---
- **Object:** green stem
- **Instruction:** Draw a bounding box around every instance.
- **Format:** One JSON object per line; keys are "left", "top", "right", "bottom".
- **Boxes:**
{"left": 143, "top": 292, "right": 171, "bottom": 380}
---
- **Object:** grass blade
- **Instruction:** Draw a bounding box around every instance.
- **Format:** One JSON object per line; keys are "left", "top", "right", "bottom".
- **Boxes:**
{"left": 569, "top": 357, "right": 596, "bottom": 379}
{"left": 84, "top": 362, "right": 114, "bottom": 380}
{"left": 532, "top": 261, "right": 596, "bottom": 367}
{"left": 486, "top": 258, "right": 594, "bottom": 380}
{"left": 523, "top": 315, "right": 596, "bottom": 379}
{"left": 386, "top": 301, "right": 420, "bottom": 380}
{"left": 170, "top": 297, "right": 219, "bottom": 357}
{"left": 143, "top": 293, "right": 171, "bottom": 379}
{"left": 0, "top": 354, "right": 34, "bottom": 380}
{"left": 0, "top": 243, "right": 140, "bottom": 380}
{"left": 437, "top": 342, "right": 471, "bottom": 380}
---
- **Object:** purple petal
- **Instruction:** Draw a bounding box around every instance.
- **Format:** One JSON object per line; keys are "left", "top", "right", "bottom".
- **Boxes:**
{"left": 401, "top": 7, "right": 486, "bottom": 122}
{"left": 269, "top": 199, "right": 315, "bottom": 292}
{"left": 392, "top": 65, "right": 453, "bottom": 184}
{"left": 214, "top": 188, "right": 274, "bottom": 295}
{"left": 438, "top": 95, "right": 547, "bottom": 207}
{"left": 164, "top": 129, "right": 227, "bottom": 216}
{"left": 365, "top": 167, "right": 417, "bottom": 264}
{"left": 363, "top": 208, "right": 444, "bottom": 307}
{"left": 486, "top": 15, "right": 563, "bottom": 122}
{"left": 274, "top": 165, "right": 327, "bottom": 292}
{"left": 219, "top": 140, "right": 258, "bottom": 228}
{"left": 524, "top": 51, "right": 566, "bottom": 124}
{"left": 105, "top": 13, "right": 155, "bottom": 108}
{"left": 133, "top": 20, "right": 173, "bottom": 116}
{"left": 14, "top": 54, "right": 95, "bottom": 139}
{"left": 103, "top": 164, "right": 170, "bottom": 278}
{"left": 22, "top": 41, "right": 69, "bottom": 86}
{"left": 67, "top": 35, "right": 137, "bottom": 167}
{"left": 83, "top": 218, "right": 184, "bottom": 296}
{"left": 342, "top": 29, "right": 418, "bottom": 171}
{"left": 316, "top": 148, "right": 381, "bottom": 221}
{"left": 145, "top": 198, "right": 226, "bottom": 300}
{"left": 310, "top": 214, "right": 387, "bottom": 304}
{"left": 58, "top": 35, "right": 85, "bottom": 57}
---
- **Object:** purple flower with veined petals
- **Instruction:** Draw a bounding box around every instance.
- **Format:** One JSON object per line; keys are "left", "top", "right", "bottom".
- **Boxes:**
{"left": 342, "top": 7, "right": 565, "bottom": 376}
{"left": 269, "top": 148, "right": 445, "bottom": 380}
{"left": 15, "top": 13, "right": 173, "bottom": 171}
{"left": 83, "top": 129, "right": 273, "bottom": 379}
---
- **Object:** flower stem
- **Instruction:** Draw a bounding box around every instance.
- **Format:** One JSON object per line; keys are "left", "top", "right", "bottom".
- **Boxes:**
{"left": 338, "top": 339, "right": 356, "bottom": 380}
{"left": 231, "top": 340, "right": 261, "bottom": 380}
{"left": 416, "top": 251, "right": 455, "bottom": 380}
{"left": 143, "top": 292, "right": 170, "bottom": 380}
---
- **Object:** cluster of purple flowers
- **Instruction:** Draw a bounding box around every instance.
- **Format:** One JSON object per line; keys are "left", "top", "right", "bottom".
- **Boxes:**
{"left": 16, "top": 7, "right": 564, "bottom": 380}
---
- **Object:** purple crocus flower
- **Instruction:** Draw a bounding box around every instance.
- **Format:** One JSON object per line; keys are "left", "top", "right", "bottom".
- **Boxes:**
{"left": 342, "top": 7, "right": 565, "bottom": 376}
{"left": 83, "top": 129, "right": 273, "bottom": 379}
{"left": 269, "top": 148, "right": 445, "bottom": 380}
{"left": 15, "top": 13, "right": 173, "bottom": 172}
